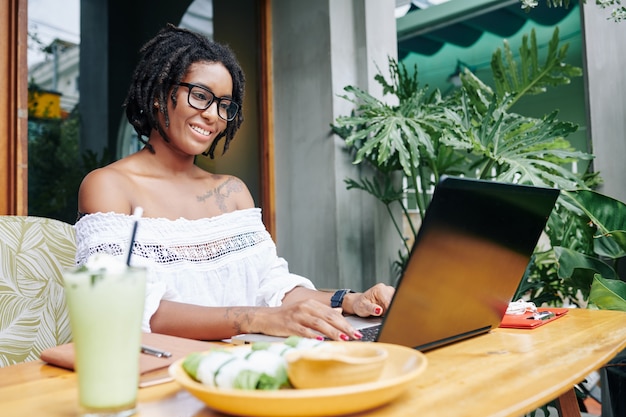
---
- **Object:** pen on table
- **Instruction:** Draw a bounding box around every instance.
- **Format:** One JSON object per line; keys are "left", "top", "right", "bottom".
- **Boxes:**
{"left": 527, "top": 311, "right": 555, "bottom": 320}
{"left": 141, "top": 345, "right": 172, "bottom": 358}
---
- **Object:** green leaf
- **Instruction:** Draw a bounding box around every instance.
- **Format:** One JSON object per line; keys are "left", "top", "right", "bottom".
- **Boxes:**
{"left": 232, "top": 366, "right": 289, "bottom": 390}
{"left": 284, "top": 336, "right": 302, "bottom": 348}
{"left": 560, "top": 190, "right": 626, "bottom": 255}
{"left": 182, "top": 352, "right": 205, "bottom": 381}
{"left": 232, "top": 368, "right": 289, "bottom": 390}
{"left": 333, "top": 59, "right": 455, "bottom": 179}
{"left": 455, "top": 96, "right": 589, "bottom": 188}
{"left": 594, "top": 235, "right": 626, "bottom": 259}
{"left": 258, "top": 367, "right": 289, "bottom": 390}
{"left": 553, "top": 246, "right": 617, "bottom": 299}
{"left": 589, "top": 275, "right": 626, "bottom": 311}
{"left": 233, "top": 370, "right": 263, "bottom": 390}
{"left": 344, "top": 177, "right": 404, "bottom": 206}
{"left": 251, "top": 342, "right": 271, "bottom": 351}
{"left": 554, "top": 246, "right": 617, "bottom": 279}
{"left": 491, "top": 28, "right": 582, "bottom": 109}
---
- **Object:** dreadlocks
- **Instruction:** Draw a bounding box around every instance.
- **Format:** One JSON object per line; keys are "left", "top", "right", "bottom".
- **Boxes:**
{"left": 124, "top": 23, "right": 245, "bottom": 159}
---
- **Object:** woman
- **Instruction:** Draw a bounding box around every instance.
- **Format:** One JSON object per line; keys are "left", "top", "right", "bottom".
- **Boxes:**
{"left": 75, "top": 24, "right": 394, "bottom": 342}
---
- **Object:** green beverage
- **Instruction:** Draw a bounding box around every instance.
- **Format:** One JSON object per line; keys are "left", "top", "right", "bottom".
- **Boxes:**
{"left": 63, "top": 257, "right": 146, "bottom": 417}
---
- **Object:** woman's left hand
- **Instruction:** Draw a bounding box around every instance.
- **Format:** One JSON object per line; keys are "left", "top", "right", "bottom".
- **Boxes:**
{"left": 343, "top": 283, "right": 395, "bottom": 317}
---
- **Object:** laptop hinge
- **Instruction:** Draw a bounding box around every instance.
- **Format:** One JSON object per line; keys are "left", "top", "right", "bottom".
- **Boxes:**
{"left": 414, "top": 325, "right": 492, "bottom": 351}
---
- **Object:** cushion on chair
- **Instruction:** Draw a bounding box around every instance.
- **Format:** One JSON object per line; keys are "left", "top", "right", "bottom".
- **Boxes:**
{"left": 0, "top": 216, "right": 76, "bottom": 366}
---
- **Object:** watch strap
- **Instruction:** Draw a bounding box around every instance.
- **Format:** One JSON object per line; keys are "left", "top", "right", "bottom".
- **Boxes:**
{"left": 330, "top": 289, "right": 354, "bottom": 309}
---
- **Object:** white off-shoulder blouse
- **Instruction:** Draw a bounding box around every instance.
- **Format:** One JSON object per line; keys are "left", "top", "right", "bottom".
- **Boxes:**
{"left": 74, "top": 208, "right": 315, "bottom": 332}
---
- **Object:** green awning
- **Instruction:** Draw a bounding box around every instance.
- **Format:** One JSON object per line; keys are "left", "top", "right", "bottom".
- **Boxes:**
{"left": 396, "top": 0, "right": 581, "bottom": 93}
{"left": 397, "top": 0, "right": 577, "bottom": 57}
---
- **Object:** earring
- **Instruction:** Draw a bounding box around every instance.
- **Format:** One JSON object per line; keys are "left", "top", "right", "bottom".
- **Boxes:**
{"left": 154, "top": 101, "right": 159, "bottom": 108}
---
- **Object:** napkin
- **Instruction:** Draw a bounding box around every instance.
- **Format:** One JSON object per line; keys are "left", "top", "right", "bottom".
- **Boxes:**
{"left": 40, "top": 333, "right": 217, "bottom": 386}
{"left": 499, "top": 307, "right": 569, "bottom": 329}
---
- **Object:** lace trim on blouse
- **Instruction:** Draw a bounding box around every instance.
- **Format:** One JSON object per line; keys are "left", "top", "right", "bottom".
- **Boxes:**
{"left": 74, "top": 208, "right": 274, "bottom": 267}
{"left": 85, "top": 230, "right": 268, "bottom": 265}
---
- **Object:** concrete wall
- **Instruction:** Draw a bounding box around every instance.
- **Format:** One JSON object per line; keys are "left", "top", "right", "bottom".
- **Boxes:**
{"left": 580, "top": 4, "right": 626, "bottom": 203}
{"left": 272, "top": 0, "right": 400, "bottom": 290}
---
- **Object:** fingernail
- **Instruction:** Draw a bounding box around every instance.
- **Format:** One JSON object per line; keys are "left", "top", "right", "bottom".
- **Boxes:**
{"left": 316, "top": 335, "right": 325, "bottom": 341}
{"left": 353, "top": 330, "right": 363, "bottom": 339}
{"left": 374, "top": 307, "right": 382, "bottom": 315}
{"left": 340, "top": 333, "right": 349, "bottom": 341}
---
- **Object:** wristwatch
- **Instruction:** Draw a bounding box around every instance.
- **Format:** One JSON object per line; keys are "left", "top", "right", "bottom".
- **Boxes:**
{"left": 330, "top": 289, "right": 355, "bottom": 309}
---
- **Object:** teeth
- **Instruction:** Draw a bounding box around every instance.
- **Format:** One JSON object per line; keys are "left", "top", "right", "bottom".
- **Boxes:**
{"left": 191, "top": 125, "right": 210, "bottom": 136}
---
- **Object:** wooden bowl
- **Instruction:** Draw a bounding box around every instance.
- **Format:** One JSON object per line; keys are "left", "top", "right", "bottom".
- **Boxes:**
{"left": 285, "top": 342, "right": 388, "bottom": 389}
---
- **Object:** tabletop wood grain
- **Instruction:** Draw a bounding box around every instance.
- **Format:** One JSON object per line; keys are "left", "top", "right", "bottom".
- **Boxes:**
{"left": 1, "top": 308, "right": 625, "bottom": 417}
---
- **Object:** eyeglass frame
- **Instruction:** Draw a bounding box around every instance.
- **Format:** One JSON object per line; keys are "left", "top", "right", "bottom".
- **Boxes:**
{"left": 176, "top": 82, "right": 240, "bottom": 122}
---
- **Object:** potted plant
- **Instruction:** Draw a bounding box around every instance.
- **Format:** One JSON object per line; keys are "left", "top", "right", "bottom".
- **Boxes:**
{"left": 333, "top": 25, "right": 626, "bottom": 416}
{"left": 332, "top": 27, "right": 626, "bottom": 310}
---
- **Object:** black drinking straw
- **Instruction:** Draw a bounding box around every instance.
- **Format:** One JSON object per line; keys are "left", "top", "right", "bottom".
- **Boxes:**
{"left": 126, "top": 207, "right": 144, "bottom": 266}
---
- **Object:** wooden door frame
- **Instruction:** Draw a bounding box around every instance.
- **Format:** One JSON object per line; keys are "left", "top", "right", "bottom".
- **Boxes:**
{"left": 259, "top": 0, "right": 275, "bottom": 238}
{"left": 0, "top": 0, "right": 28, "bottom": 215}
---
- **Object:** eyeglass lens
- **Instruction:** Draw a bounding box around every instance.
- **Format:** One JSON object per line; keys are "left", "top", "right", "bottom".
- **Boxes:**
{"left": 180, "top": 83, "right": 239, "bottom": 121}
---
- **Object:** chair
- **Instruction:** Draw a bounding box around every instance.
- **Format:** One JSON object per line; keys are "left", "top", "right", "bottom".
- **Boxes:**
{"left": 0, "top": 216, "right": 76, "bottom": 366}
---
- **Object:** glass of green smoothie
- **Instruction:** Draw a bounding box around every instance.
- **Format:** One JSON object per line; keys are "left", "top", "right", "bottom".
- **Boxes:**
{"left": 63, "top": 254, "right": 146, "bottom": 417}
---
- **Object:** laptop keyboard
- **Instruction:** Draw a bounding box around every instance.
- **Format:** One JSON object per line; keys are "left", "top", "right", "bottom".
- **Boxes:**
{"left": 358, "top": 324, "right": 381, "bottom": 342}
{"left": 322, "top": 324, "right": 381, "bottom": 342}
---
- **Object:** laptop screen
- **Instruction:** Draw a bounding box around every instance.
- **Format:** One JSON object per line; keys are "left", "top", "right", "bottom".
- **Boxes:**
{"left": 376, "top": 176, "right": 560, "bottom": 350}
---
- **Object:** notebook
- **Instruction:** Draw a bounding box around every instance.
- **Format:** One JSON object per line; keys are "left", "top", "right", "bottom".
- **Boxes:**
{"left": 500, "top": 307, "right": 569, "bottom": 329}
{"left": 40, "top": 332, "right": 218, "bottom": 387}
{"left": 231, "top": 176, "right": 560, "bottom": 350}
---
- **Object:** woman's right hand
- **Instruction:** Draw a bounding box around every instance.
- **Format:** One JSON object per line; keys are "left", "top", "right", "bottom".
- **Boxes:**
{"left": 251, "top": 300, "right": 362, "bottom": 342}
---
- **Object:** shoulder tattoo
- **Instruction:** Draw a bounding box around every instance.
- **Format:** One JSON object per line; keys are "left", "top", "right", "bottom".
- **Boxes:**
{"left": 196, "top": 176, "right": 244, "bottom": 211}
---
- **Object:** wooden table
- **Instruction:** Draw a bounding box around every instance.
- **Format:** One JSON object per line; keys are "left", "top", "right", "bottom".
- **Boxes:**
{"left": 1, "top": 308, "right": 625, "bottom": 417}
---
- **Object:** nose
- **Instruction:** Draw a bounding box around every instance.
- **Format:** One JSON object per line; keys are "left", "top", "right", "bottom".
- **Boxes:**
{"left": 201, "top": 101, "right": 219, "bottom": 120}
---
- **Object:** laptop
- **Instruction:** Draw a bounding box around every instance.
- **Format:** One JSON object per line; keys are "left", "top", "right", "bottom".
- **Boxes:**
{"left": 231, "top": 176, "right": 560, "bottom": 350}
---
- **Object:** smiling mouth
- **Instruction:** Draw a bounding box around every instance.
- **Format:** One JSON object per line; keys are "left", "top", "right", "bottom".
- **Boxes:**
{"left": 190, "top": 124, "right": 211, "bottom": 136}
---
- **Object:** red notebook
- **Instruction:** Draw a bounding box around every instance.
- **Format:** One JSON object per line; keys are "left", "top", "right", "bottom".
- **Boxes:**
{"left": 499, "top": 307, "right": 569, "bottom": 329}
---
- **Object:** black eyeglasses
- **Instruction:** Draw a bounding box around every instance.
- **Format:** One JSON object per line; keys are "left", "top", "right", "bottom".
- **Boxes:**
{"left": 176, "top": 82, "right": 240, "bottom": 121}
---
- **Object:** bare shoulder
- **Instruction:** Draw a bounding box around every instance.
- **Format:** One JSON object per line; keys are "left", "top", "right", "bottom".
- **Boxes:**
{"left": 212, "top": 173, "right": 255, "bottom": 210}
{"left": 78, "top": 163, "right": 134, "bottom": 215}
